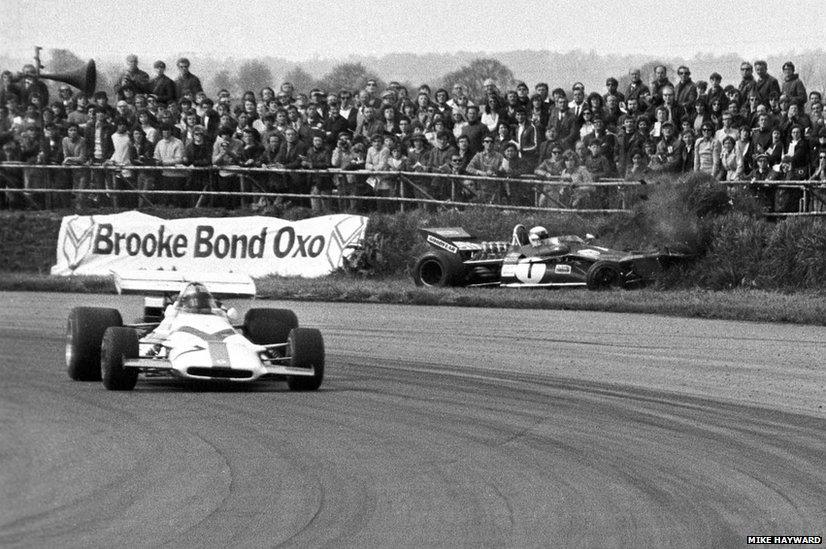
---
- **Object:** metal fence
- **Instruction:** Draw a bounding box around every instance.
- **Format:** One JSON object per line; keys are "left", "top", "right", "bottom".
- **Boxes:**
{"left": 0, "top": 163, "right": 823, "bottom": 216}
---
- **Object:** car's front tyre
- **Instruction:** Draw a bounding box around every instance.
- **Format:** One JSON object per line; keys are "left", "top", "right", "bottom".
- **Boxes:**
{"left": 287, "top": 328, "right": 324, "bottom": 391}
{"left": 244, "top": 308, "right": 298, "bottom": 344}
{"left": 101, "top": 327, "right": 139, "bottom": 391}
{"left": 66, "top": 307, "right": 123, "bottom": 381}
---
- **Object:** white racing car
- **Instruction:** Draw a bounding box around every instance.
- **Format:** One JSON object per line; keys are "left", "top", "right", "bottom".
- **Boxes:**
{"left": 65, "top": 271, "right": 324, "bottom": 391}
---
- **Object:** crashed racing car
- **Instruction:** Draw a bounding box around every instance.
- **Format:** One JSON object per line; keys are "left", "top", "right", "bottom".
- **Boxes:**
{"left": 411, "top": 225, "right": 688, "bottom": 289}
{"left": 65, "top": 271, "right": 324, "bottom": 391}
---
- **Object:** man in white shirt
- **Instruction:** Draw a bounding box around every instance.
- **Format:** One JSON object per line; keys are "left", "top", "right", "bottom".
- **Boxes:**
{"left": 153, "top": 123, "right": 186, "bottom": 206}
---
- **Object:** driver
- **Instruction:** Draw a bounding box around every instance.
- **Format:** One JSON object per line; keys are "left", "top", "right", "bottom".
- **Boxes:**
{"left": 178, "top": 283, "right": 219, "bottom": 314}
{"left": 528, "top": 226, "right": 552, "bottom": 247}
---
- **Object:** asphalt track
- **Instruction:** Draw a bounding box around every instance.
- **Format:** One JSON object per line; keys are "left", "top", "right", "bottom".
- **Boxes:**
{"left": 1, "top": 292, "right": 824, "bottom": 548}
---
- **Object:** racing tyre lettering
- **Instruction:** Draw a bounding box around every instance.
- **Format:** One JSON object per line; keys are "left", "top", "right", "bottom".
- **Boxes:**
{"left": 101, "top": 327, "right": 139, "bottom": 391}
{"left": 66, "top": 307, "right": 123, "bottom": 381}
{"left": 287, "top": 328, "right": 325, "bottom": 391}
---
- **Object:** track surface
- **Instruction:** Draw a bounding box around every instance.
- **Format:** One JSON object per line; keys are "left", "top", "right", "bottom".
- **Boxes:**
{"left": 1, "top": 293, "right": 824, "bottom": 548}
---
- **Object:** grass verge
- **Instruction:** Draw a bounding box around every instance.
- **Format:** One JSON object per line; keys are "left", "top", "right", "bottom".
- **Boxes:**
{"left": 6, "top": 272, "right": 825, "bottom": 326}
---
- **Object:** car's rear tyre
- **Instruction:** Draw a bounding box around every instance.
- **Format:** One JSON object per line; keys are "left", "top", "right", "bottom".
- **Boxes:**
{"left": 287, "top": 328, "right": 324, "bottom": 391}
{"left": 244, "top": 308, "right": 298, "bottom": 344}
{"left": 66, "top": 307, "right": 123, "bottom": 381}
{"left": 101, "top": 327, "right": 139, "bottom": 391}
{"left": 412, "top": 251, "right": 466, "bottom": 287}
{"left": 586, "top": 261, "right": 624, "bottom": 290}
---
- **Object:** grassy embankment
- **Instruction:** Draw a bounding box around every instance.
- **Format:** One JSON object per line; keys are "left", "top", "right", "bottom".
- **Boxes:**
{"left": 1, "top": 173, "right": 824, "bottom": 325}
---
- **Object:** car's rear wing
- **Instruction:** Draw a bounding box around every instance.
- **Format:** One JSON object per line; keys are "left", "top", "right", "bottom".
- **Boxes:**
{"left": 112, "top": 270, "right": 257, "bottom": 298}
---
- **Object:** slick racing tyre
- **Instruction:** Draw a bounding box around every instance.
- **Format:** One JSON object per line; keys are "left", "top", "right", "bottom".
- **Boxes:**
{"left": 586, "top": 260, "right": 624, "bottom": 290}
{"left": 101, "top": 327, "right": 139, "bottom": 391}
{"left": 412, "top": 251, "right": 466, "bottom": 287}
{"left": 66, "top": 307, "right": 123, "bottom": 381}
{"left": 244, "top": 308, "right": 299, "bottom": 345}
{"left": 287, "top": 328, "right": 325, "bottom": 391}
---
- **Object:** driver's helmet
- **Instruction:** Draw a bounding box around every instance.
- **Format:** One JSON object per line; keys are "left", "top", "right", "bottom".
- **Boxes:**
{"left": 178, "top": 283, "right": 216, "bottom": 314}
{"left": 528, "top": 226, "right": 550, "bottom": 247}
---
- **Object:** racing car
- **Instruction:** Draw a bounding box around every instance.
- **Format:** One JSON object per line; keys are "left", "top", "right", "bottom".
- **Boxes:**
{"left": 411, "top": 225, "right": 688, "bottom": 290}
{"left": 65, "top": 271, "right": 324, "bottom": 391}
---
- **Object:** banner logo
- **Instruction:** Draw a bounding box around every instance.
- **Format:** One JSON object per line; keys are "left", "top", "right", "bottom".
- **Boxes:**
{"left": 62, "top": 216, "right": 96, "bottom": 271}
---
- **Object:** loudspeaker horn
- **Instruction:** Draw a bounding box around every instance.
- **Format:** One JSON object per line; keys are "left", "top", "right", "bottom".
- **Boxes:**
{"left": 39, "top": 60, "right": 97, "bottom": 95}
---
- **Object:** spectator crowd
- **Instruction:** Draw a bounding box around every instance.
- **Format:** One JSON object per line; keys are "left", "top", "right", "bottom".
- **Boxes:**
{"left": 1, "top": 54, "right": 825, "bottom": 213}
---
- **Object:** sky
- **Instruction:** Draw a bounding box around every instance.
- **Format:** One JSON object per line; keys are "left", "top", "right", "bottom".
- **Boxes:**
{"left": 2, "top": 0, "right": 824, "bottom": 62}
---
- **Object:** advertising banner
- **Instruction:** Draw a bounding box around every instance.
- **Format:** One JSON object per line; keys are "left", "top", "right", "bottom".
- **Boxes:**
{"left": 51, "top": 211, "right": 368, "bottom": 277}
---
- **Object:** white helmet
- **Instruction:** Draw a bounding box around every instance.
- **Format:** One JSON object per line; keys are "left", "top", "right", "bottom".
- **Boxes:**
{"left": 528, "top": 226, "right": 549, "bottom": 247}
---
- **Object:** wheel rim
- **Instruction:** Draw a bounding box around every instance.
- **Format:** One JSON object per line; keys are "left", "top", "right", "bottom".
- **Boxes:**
{"left": 597, "top": 267, "right": 618, "bottom": 287}
{"left": 65, "top": 318, "right": 74, "bottom": 366}
{"left": 418, "top": 259, "right": 444, "bottom": 286}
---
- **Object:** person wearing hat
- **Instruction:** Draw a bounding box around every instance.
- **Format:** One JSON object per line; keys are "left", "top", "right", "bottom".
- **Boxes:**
{"left": 694, "top": 121, "right": 721, "bottom": 175}
{"left": 142, "top": 61, "right": 176, "bottom": 105}
{"left": 57, "top": 84, "right": 75, "bottom": 110}
{"left": 746, "top": 153, "right": 780, "bottom": 211}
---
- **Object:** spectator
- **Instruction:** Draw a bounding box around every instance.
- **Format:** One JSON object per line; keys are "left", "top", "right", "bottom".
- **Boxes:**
{"left": 14, "top": 64, "right": 50, "bottom": 106}
{"left": 549, "top": 95, "right": 579, "bottom": 151}
{"left": 145, "top": 61, "right": 176, "bottom": 105}
{"left": 496, "top": 142, "right": 527, "bottom": 204}
{"left": 650, "top": 65, "right": 673, "bottom": 103}
{"left": 460, "top": 105, "right": 487, "bottom": 155}
{"left": 480, "top": 94, "right": 503, "bottom": 133}
{"left": 779, "top": 61, "right": 806, "bottom": 109}
{"left": 584, "top": 138, "right": 613, "bottom": 182}
{"left": 61, "top": 122, "right": 88, "bottom": 208}
{"left": 679, "top": 129, "right": 696, "bottom": 173}
{"left": 427, "top": 130, "right": 456, "bottom": 200}
{"left": 153, "top": 123, "right": 186, "bottom": 207}
{"left": 212, "top": 127, "right": 242, "bottom": 208}
{"left": 747, "top": 153, "right": 779, "bottom": 212}
{"left": 716, "top": 135, "right": 738, "bottom": 181}
{"left": 559, "top": 149, "right": 595, "bottom": 208}
{"left": 753, "top": 60, "right": 781, "bottom": 108}
{"left": 706, "top": 73, "right": 727, "bottom": 110}
{"left": 568, "top": 87, "right": 587, "bottom": 121}
{"left": 625, "top": 68, "right": 650, "bottom": 105}
{"left": 303, "top": 132, "right": 333, "bottom": 213}
{"left": 175, "top": 58, "right": 203, "bottom": 101}
{"left": 130, "top": 127, "right": 156, "bottom": 207}
{"left": 674, "top": 66, "right": 698, "bottom": 111}
{"left": 694, "top": 122, "right": 721, "bottom": 175}
{"left": 653, "top": 86, "right": 684, "bottom": 125}
{"left": 465, "top": 135, "right": 504, "bottom": 202}
{"left": 715, "top": 112, "right": 738, "bottom": 144}
{"left": 115, "top": 54, "right": 150, "bottom": 99}
{"left": 513, "top": 108, "right": 538, "bottom": 168}
{"left": 734, "top": 125, "right": 754, "bottom": 178}
{"left": 104, "top": 116, "right": 132, "bottom": 207}
{"left": 385, "top": 143, "right": 408, "bottom": 210}
{"left": 737, "top": 62, "right": 757, "bottom": 109}
{"left": 653, "top": 122, "right": 684, "bottom": 174}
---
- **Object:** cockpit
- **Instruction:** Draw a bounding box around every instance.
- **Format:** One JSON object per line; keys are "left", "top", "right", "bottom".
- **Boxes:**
{"left": 177, "top": 283, "right": 219, "bottom": 314}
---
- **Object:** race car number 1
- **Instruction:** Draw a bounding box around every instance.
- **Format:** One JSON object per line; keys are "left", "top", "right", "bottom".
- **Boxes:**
{"left": 513, "top": 259, "right": 547, "bottom": 283}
